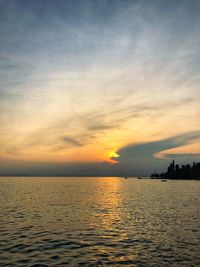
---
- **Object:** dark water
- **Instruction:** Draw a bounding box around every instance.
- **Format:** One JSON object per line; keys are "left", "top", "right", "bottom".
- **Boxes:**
{"left": 0, "top": 177, "right": 200, "bottom": 267}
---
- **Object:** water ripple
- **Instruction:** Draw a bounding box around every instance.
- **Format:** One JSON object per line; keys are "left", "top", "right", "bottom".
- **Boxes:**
{"left": 0, "top": 177, "right": 200, "bottom": 266}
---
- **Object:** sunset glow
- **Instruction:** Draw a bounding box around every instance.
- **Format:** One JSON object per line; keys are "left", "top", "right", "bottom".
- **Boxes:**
{"left": 0, "top": 0, "right": 199, "bottom": 176}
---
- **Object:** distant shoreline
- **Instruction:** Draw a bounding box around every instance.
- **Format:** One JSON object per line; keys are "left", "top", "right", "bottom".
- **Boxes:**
{"left": 151, "top": 160, "right": 200, "bottom": 180}
{"left": 0, "top": 175, "right": 200, "bottom": 180}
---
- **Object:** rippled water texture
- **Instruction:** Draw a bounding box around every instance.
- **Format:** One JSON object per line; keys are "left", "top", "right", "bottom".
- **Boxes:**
{"left": 0, "top": 177, "right": 200, "bottom": 266}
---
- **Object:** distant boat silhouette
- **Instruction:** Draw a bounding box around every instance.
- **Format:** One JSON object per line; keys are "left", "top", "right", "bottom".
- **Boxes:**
{"left": 124, "top": 176, "right": 128, "bottom": 179}
{"left": 161, "top": 179, "right": 167, "bottom": 182}
{"left": 137, "top": 177, "right": 142, "bottom": 179}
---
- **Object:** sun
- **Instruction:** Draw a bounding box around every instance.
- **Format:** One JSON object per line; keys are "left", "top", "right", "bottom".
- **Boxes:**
{"left": 109, "top": 151, "right": 120, "bottom": 159}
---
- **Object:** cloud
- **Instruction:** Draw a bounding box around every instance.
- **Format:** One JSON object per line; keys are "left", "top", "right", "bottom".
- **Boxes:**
{"left": 115, "top": 131, "right": 200, "bottom": 161}
{"left": 0, "top": 158, "right": 116, "bottom": 177}
{"left": 63, "top": 136, "right": 83, "bottom": 147}
{"left": 0, "top": 95, "right": 197, "bottom": 157}
{"left": 162, "top": 153, "right": 200, "bottom": 160}
{"left": 1, "top": 131, "right": 199, "bottom": 177}
{"left": 0, "top": 0, "right": 200, "bottom": 170}
{"left": 107, "top": 131, "right": 200, "bottom": 175}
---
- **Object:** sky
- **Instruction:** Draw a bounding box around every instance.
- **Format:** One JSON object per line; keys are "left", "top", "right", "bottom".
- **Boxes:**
{"left": 0, "top": 0, "right": 200, "bottom": 176}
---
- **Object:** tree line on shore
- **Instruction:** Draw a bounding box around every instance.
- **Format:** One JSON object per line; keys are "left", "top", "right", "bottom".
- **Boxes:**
{"left": 151, "top": 160, "right": 200, "bottom": 179}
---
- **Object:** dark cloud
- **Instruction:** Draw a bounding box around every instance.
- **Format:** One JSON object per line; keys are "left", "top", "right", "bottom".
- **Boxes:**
{"left": 109, "top": 131, "right": 200, "bottom": 175}
{"left": 116, "top": 131, "right": 200, "bottom": 161}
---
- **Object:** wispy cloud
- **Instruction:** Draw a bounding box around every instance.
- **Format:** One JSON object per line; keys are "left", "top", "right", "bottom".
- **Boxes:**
{"left": 0, "top": 95, "right": 198, "bottom": 156}
{"left": 63, "top": 136, "right": 84, "bottom": 147}
{"left": 0, "top": 0, "right": 200, "bottom": 170}
{"left": 162, "top": 153, "right": 200, "bottom": 160}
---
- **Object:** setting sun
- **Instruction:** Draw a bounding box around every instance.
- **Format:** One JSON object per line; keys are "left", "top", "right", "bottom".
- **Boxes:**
{"left": 109, "top": 151, "right": 120, "bottom": 159}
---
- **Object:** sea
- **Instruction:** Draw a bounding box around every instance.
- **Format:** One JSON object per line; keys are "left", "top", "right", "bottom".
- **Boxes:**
{"left": 0, "top": 177, "right": 200, "bottom": 267}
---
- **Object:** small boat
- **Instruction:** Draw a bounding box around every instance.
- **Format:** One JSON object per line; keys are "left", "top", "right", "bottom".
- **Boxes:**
{"left": 124, "top": 176, "right": 128, "bottom": 179}
{"left": 161, "top": 179, "right": 167, "bottom": 182}
{"left": 137, "top": 177, "right": 142, "bottom": 179}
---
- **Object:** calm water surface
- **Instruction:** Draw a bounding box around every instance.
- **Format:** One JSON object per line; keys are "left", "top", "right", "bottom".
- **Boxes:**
{"left": 0, "top": 177, "right": 200, "bottom": 266}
